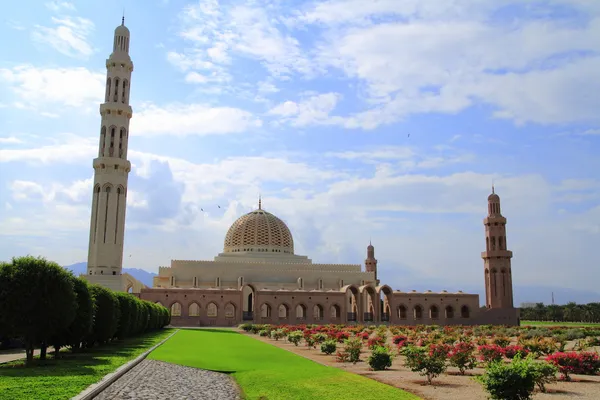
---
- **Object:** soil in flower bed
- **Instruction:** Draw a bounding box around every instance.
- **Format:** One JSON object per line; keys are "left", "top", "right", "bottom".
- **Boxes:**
{"left": 245, "top": 332, "right": 600, "bottom": 400}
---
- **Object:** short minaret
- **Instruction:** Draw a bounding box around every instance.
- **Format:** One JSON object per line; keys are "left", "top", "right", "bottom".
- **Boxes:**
{"left": 85, "top": 19, "right": 134, "bottom": 292}
{"left": 481, "top": 186, "right": 514, "bottom": 309}
{"left": 365, "top": 241, "right": 379, "bottom": 285}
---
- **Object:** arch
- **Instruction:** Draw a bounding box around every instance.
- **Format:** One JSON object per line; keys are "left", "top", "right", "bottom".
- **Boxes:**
{"left": 413, "top": 304, "right": 423, "bottom": 320}
{"left": 170, "top": 302, "right": 182, "bottom": 317}
{"left": 278, "top": 303, "right": 289, "bottom": 318}
{"left": 121, "top": 79, "right": 129, "bottom": 104}
{"left": 188, "top": 302, "right": 200, "bottom": 317}
{"left": 99, "top": 126, "right": 107, "bottom": 156}
{"left": 105, "top": 77, "right": 111, "bottom": 102}
{"left": 92, "top": 184, "right": 101, "bottom": 243}
{"left": 313, "top": 304, "right": 324, "bottom": 320}
{"left": 224, "top": 303, "right": 235, "bottom": 318}
{"left": 295, "top": 303, "right": 307, "bottom": 319}
{"left": 342, "top": 285, "right": 359, "bottom": 321}
{"left": 119, "top": 127, "right": 127, "bottom": 158}
{"left": 330, "top": 304, "right": 341, "bottom": 319}
{"left": 260, "top": 303, "right": 272, "bottom": 318}
{"left": 126, "top": 285, "right": 133, "bottom": 294}
{"left": 430, "top": 304, "right": 439, "bottom": 319}
{"left": 377, "top": 285, "right": 393, "bottom": 322}
{"left": 360, "top": 284, "right": 377, "bottom": 321}
{"left": 297, "top": 277, "right": 304, "bottom": 289}
{"left": 113, "top": 77, "right": 120, "bottom": 102}
{"left": 241, "top": 284, "right": 255, "bottom": 317}
{"left": 445, "top": 305, "right": 454, "bottom": 319}
{"left": 460, "top": 305, "right": 470, "bottom": 318}
{"left": 207, "top": 302, "right": 218, "bottom": 318}
{"left": 398, "top": 304, "right": 408, "bottom": 319}
{"left": 155, "top": 301, "right": 163, "bottom": 307}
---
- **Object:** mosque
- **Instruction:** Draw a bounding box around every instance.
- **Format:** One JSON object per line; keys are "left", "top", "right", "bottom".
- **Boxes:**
{"left": 82, "top": 20, "right": 519, "bottom": 327}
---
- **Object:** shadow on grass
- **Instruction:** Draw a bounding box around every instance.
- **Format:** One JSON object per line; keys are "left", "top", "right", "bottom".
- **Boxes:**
{"left": 181, "top": 328, "right": 240, "bottom": 335}
{"left": 0, "top": 330, "right": 172, "bottom": 378}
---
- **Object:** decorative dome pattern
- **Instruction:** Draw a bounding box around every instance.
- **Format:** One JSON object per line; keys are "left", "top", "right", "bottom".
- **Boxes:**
{"left": 223, "top": 208, "right": 294, "bottom": 254}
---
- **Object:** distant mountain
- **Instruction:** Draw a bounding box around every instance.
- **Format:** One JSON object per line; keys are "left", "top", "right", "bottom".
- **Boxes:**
{"left": 64, "top": 262, "right": 157, "bottom": 287}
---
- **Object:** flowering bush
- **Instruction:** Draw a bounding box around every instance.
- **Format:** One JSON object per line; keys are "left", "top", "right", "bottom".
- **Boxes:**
{"left": 504, "top": 345, "right": 530, "bottom": 359}
{"left": 545, "top": 351, "right": 600, "bottom": 380}
{"left": 478, "top": 344, "right": 505, "bottom": 364}
{"left": 448, "top": 341, "right": 477, "bottom": 375}
{"left": 393, "top": 335, "right": 408, "bottom": 345}
{"left": 492, "top": 335, "right": 511, "bottom": 347}
{"left": 402, "top": 345, "right": 447, "bottom": 385}
{"left": 287, "top": 331, "right": 303, "bottom": 346}
{"left": 429, "top": 343, "right": 451, "bottom": 360}
{"left": 344, "top": 337, "right": 363, "bottom": 364}
{"left": 334, "top": 331, "right": 350, "bottom": 343}
{"left": 368, "top": 346, "right": 393, "bottom": 371}
{"left": 270, "top": 329, "right": 285, "bottom": 341}
{"left": 336, "top": 350, "right": 350, "bottom": 363}
{"left": 356, "top": 331, "right": 370, "bottom": 341}
{"left": 367, "top": 335, "right": 385, "bottom": 350}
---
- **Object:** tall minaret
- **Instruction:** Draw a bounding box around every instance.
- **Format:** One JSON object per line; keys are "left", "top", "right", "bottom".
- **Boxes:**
{"left": 365, "top": 241, "right": 379, "bottom": 285}
{"left": 85, "top": 18, "right": 133, "bottom": 292}
{"left": 481, "top": 186, "right": 514, "bottom": 309}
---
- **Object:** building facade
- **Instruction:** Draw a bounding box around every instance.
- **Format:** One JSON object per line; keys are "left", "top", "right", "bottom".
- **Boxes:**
{"left": 85, "top": 21, "right": 519, "bottom": 326}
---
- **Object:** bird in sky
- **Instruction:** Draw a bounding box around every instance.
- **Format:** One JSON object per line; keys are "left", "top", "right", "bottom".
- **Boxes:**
{"left": 200, "top": 208, "right": 204, "bottom": 212}
{"left": 408, "top": 133, "right": 410, "bottom": 138}
{"left": 218, "top": 205, "right": 221, "bottom": 208}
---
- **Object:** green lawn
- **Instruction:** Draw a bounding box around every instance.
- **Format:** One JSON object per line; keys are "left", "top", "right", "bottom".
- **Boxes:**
{"left": 0, "top": 329, "right": 173, "bottom": 400}
{"left": 521, "top": 320, "right": 600, "bottom": 327}
{"left": 148, "top": 329, "right": 418, "bottom": 400}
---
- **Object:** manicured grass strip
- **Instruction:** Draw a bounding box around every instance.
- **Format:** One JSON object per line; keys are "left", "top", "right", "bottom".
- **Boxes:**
{"left": 149, "top": 329, "right": 419, "bottom": 400}
{"left": 0, "top": 329, "right": 173, "bottom": 400}
{"left": 521, "top": 320, "right": 600, "bottom": 327}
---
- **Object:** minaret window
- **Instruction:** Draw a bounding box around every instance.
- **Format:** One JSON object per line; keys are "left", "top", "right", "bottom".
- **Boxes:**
{"left": 103, "top": 186, "right": 111, "bottom": 243}
{"left": 109, "top": 127, "right": 115, "bottom": 157}
{"left": 115, "top": 187, "right": 122, "bottom": 244}
{"left": 122, "top": 80, "right": 128, "bottom": 103}
{"left": 490, "top": 236, "right": 496, "bottom": 250}
{"left": 105, "top": 78, "right": 111, "bottom": 102}
{"left": 498, "top": 237, "right": 504, "bottom": 250}
{"left": 99, "top": 126, "right": 106, "bottom": 157}
{"left": 113, "top": 78, "right": 120, "bottom": 102}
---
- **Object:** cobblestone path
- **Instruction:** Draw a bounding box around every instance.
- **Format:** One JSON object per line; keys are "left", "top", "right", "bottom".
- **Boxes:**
{"left": 94, "top": 360, "right": 241, "bottom": 400}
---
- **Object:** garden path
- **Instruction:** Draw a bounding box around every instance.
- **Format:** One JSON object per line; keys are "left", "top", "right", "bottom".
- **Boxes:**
{"left": 0, "top": 349, "right": 40, "bottom": 364}
{"left": 95, "top": 359, "right": 241, "bottom": 400}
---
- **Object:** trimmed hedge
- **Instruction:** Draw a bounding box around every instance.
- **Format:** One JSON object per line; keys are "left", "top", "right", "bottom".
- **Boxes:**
{"left": 0, "top": 256, "right": 170, "bottom": 365}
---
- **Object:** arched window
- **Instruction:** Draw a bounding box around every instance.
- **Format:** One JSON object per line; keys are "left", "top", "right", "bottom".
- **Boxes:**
{"left": 295, "top": 304, "right": 306, "bottom": 319}
{"left": 170, "top": 302, "right": 182, "bottom": 317}
{"left": 113, "top": 78, "right": 120, "bottom": 102}
{"left": 330, "top": 304, "right": 340, "bottom": 319}
{"left": 99, "top": 126, "right": 106, "bottom": 156}
{"left": 207, "top": 303, "right": 218, "bottom": 317}
{"left": 414, "top": 305, "right": 423, "bottom": 320}
{"left": 491, "top": 236, "right": 496, "bottom": 250}
{"left": 318, "top": 279, "right": 323, "bottom": 290}
{"left": 297, "top": 277, "right": 303, "bottom": 289}
{"left": 122, "top": 79, "right": 128, "bottom": 103}
{"left": 119, "top": 128, "right": 126, "bottom": 158}
{"left": 278, "top": 304, "right": 288, "bottom": 318}
{"left": 313, "top": 304, "right": 323, "bottom": 320}
{"left": 189, "top": 302, "right": 200, "bottom": 317}
{"left": 461, "top": 305, "right": 470, "bottom": 318}
{"left": 109, "top": 127, "right": 116, "bottom": 157}
{"left": 105, "top": 78, "right": 111, "bottom": 102}
{"left": 445, "top": 305, "right": 454, "bottom": 319}
{"left": 398, "top": 305, "right": 407, "bottom": 319}
{"left": 486, "top": 237, "right": 489, "bottom": 251}
{"left": 261, "top": 303, "right": 271, "bottom": 318}
{"left": 430, "top": 305, "right": 439, "bottom": 319}
{"left": 225, "top": 303, "right": 235, "bottom": 318}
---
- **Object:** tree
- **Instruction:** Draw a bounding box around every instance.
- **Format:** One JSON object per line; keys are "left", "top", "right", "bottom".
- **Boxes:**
{"left": 85, "top": 285, "right": 120, "bottom": 346}
{"left": 0, "top": 256, "right": 77, "bottom": 365}
{"left": 52, "top": 277, "right": 94, "bottom": 355}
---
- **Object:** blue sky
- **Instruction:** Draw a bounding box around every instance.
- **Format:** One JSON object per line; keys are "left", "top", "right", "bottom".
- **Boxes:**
{"left": 1, "top": 0, "right": 599, "bottom": 300}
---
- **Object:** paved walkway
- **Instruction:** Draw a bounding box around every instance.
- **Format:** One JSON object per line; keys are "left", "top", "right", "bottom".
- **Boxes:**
{"left": 0, "top": 349, "right": 40, "bottom": 364}
{"left": 95, "top": 360, "right": 241, "bottom": 400}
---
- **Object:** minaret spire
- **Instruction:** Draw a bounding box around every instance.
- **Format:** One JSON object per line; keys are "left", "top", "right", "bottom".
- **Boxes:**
{"left": 258, "top": 194, "right": 262, "bottom": 210}
{"left": 84, "top": 20, "right": 134, "bottom": 292}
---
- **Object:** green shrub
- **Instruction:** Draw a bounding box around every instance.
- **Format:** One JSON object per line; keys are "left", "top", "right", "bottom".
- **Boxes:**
{"left": 368, "top": 346, "right": 393, "bottom": 371}
{"left": 259, "top": 329, "right": 270, "bottom": 337}
{"left": 530, "top": 360, "right": 557, "bottom": 393}
{"left": 476, "top": 355, "right": 536, "bottom": 400}
{"left": 320, "top": 340, "right": 337, "bottom": 355}
{"left": 239, "top": 323, "right": 253, "bottom": 332}
{"left": 271, "top": 329, "right": 285, "bottom": 341}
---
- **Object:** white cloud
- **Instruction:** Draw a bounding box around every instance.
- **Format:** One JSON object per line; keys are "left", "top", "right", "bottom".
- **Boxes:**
{"left": 0, "top": 137, "right": 23, "bottom": 145}
{"left": 268, "top": 93, "right": 341, "bottom": 126}
{"left": 0, "top": 65, "right": 104, "bottom": 110}
{"left": 0, "top": 134, "right": 96, "bottom": 164}
{"left": 131, "top": 103, "right": 262, "bottom": 136}
{"left": 32, "top": 17, "right": 95, "bottom": 59}
{"left": 45, "top": 1, "right": 76, "bottom": 12}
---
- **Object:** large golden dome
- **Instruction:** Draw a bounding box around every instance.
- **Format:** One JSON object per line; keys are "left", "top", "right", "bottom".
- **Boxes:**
{"left": 223, "top": 203, "right": 294, "bottom": 254}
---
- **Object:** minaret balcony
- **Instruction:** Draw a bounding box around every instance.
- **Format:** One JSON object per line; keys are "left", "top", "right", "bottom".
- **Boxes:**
{"left": 481, "top": 250, "right": 513, "bottom": 259}
{"left": 93, "top": 157, "right": 131, "bottom": 171}
{"left": 100, "top": 103, "right": 132, "bottom": 117}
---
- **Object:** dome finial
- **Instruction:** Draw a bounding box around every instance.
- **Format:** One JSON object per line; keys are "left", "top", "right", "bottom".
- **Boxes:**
{"left": 492, "top": 179, "right": 495, "bottom": 194}
{"left": 122, "top": 8, "right": 125, "bottom": 25}
{"left": 258, "top": 194, "right": 262, "bottom": 210}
